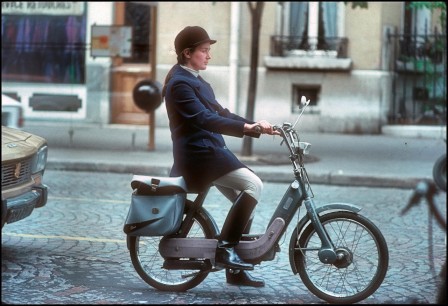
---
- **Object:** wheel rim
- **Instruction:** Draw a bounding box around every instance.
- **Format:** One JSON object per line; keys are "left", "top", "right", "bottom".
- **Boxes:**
{"left": 135, "top": 236, "right": 201, "bottom": 286}
{"left": 130, "top": 213, "right": 213, "bottom": 290}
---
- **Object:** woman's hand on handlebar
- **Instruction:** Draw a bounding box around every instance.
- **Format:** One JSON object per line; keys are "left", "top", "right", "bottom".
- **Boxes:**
{"left": 244, "top": 120, "right": 281, "bottom": 135}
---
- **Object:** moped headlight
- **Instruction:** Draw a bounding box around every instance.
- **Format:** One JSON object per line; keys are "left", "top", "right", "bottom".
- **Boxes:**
{"left": 32, "top": 145, "right": 48, "bottom": 174}
{"left": 299, "top": 142, "right": 311, "bottom": 155}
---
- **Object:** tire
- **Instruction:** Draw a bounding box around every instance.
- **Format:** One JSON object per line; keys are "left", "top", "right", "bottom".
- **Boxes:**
{"left": 290, "top": 211, "right": 389, "bottom": 304}
{"left": 433, "top": 154, "right": 446, "bottom": 192}
{"left": 127, "top": 201, "right": 217, "bottom": 292}
{"left": 437, "top": 261, "right": 446, "bottom": 304}
{"left": 1, "top": 199, "right": 7, "bottom": 229}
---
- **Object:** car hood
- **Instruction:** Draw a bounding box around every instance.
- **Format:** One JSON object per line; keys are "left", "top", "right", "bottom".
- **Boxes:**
{"left": 2, "top": 126, "right": 31, "bottom": 143}
{"left": 2, "top": 126, "right": 46, "bottom": 162}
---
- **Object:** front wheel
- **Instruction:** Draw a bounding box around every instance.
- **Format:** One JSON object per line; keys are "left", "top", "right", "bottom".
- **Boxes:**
{"left": 127, "top": 201, "right": 217, "bottom": 292}
{"left": 290, "top": 211, "right": 389, "bottom": 304}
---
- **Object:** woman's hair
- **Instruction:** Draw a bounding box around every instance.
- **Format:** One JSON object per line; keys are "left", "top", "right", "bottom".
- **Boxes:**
{"left": 162, "top": 45, "right": 198, "bottom": 98}
{"left": 177, "top": 47, "right": 196, "bottom": 65}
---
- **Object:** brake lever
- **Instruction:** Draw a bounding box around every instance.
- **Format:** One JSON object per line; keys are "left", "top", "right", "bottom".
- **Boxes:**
{"left": 273, "top": 126, "right": 285, "bottom": 146}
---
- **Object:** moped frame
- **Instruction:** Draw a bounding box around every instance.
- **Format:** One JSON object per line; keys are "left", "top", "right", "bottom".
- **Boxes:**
{"left": 159, "top": 144, "right": 361, "bottom": 269}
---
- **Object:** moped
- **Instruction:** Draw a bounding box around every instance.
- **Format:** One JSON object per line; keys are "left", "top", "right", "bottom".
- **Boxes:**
{"left": 126, "top": 97, "right": 389, "bottom": 304}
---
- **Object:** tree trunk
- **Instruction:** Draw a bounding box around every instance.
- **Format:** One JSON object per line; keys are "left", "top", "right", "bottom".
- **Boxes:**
{"left": 241, "top": 2, "right": 264, "bottom": 156}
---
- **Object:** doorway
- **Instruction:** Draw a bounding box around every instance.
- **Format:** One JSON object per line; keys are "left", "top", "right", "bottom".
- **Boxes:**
{"left": 110, "top": 2, "right": 157, "bottom": 125}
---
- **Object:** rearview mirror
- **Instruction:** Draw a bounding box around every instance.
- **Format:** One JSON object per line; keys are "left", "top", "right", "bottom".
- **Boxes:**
{"left": 292, "top": 96, "right": 311, "bottom": 128}
{"left": 299, "top": 96, "right": 310, "bottom": 109}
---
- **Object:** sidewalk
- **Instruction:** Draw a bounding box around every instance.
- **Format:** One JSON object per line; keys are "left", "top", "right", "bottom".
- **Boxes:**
{"left": 23, "top": 121, "right": 447, "bottom": 189}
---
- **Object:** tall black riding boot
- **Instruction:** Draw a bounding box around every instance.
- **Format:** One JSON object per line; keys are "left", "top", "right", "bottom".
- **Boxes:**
{"left": 215, "top": 191, "right": 257, "bottom": 270}
{"left": 226, "top": 218, "right": 265, "bottom": 287}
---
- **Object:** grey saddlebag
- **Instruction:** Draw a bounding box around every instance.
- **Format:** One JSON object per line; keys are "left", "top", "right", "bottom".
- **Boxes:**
{"left": 123, "top": 175, "right": 187, "bottom": 236}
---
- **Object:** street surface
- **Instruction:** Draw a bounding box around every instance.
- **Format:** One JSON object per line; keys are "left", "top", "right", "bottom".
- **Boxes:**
{"left": 2, "top": 170, "right": 446, "bottom": 304}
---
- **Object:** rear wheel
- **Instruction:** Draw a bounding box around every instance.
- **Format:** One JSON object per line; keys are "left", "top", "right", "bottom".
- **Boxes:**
{"left": 290, "top": 211, "right": 389, "bottom": 304}
{"left": 128, "top": 201, "right": 217, "bottom": 291}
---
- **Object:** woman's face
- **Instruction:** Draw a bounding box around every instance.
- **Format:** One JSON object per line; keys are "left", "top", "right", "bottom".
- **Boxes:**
{"left": 184, "top": 42, "right": 211, "bottom": 71}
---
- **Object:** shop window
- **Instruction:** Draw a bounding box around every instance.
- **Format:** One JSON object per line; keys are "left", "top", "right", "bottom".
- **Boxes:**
{"left": 123, "top": 2, "right": 151, "bottom": 64}
{"left": 1, "top": 2, "right": 87, "bottom": 84}
{"left": 289, "top": 2, "right": 339, "bottom": 51}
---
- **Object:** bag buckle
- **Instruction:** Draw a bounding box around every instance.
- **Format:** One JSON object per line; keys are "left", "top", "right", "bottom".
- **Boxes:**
{"left": 151, "top": 178, "right": 160, "bottom": 192}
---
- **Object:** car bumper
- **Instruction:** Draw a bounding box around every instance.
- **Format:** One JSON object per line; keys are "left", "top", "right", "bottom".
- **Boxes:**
{"left": 4, "top": 184, "right": 48, "bottom": 224}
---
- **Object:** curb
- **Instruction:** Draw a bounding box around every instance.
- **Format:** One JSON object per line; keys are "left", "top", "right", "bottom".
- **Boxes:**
{"left": 47, "top": 160, "right": 423, "bottom": 189}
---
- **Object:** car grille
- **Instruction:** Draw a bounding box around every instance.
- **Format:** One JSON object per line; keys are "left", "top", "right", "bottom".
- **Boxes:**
{"left": 1, "top": 158, "right": 33, "bottom": 189}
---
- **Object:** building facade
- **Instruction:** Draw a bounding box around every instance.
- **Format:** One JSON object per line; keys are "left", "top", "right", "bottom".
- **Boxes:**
{"left": 2, "top": 2, "right": 446, "bottom": 134}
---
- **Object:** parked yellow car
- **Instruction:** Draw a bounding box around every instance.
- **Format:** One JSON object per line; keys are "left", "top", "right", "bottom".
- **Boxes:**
{"left": 1, "top": 126, "right": 48, "bottom": 229}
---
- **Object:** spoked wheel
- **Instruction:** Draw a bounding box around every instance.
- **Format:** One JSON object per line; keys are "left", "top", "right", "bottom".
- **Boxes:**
{"left": 127, "top": 201, "right": 217, "bottom": 291}
{"left": 290, "top": 211, "right": 389, "bottom": 304}
{"left": 433, "top": 154, "right": 446, "bottom": 191}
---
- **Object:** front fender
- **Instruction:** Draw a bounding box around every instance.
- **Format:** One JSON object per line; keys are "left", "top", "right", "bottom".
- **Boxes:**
{"left": 296, "top": 202, "right": 362, "bottom": 235}
{"left": 288, "top": 202, "right": 361, "bottom": 274}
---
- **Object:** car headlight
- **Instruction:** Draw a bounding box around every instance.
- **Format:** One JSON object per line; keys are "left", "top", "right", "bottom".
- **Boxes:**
{"left": 32, "top": 145, "right": 48, "bottom": 174}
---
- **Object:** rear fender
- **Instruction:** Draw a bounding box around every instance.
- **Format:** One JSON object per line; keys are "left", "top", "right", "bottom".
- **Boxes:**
{"left": 197, "top": 207, "right": 220, "bottom": 237}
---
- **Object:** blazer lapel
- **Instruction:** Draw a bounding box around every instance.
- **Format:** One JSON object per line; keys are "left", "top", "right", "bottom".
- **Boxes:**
{"left": 175, "top": 67, "right": 219, "bottom": 110}
{"left": 196, "top": 75, "right": 221, "bottom": 110}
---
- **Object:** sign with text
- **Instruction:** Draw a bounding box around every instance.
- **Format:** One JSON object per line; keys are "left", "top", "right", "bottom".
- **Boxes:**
{"left": 91, "top": 25, "right": 132, "bottom": 58}
{"left": 1, "top": 2, "right": 85, "bottom": 15}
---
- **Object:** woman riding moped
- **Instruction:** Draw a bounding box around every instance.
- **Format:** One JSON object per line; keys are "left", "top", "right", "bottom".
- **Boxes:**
{"left": 162, "top": 26, "right": 279, "bottom": 287}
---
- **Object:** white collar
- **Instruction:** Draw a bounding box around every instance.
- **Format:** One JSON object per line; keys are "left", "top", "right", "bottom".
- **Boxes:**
{"left": 180, "top": 65, "right": 199, "bottom": 77}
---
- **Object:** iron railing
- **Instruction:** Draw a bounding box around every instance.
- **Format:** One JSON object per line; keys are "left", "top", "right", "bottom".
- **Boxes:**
{"left": 270, "top": 35, "right": 349, "bottom": 58}
{"left": 387, "top": 29, "right": 447, "bottom": 125}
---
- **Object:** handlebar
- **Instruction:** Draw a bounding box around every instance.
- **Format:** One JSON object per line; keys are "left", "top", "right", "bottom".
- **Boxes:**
{"left": 255, "top": 124, "right": 281, "bottom": 134}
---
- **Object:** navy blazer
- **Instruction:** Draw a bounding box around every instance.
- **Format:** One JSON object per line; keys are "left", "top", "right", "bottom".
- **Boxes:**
{"left": 164, "top": 64, "right": 259, "bottom": 192}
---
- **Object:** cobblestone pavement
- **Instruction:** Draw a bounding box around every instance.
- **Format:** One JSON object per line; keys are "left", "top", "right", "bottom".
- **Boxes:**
{"left": 2, "top": 170, "right": 446, "bottom": 304}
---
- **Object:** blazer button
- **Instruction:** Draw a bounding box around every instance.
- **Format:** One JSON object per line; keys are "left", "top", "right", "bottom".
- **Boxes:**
{"left": 223, "top": 146, "right": 228, "bottom": 150}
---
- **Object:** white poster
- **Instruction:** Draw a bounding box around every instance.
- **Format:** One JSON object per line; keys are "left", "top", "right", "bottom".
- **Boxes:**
{"left": 91, "top": 25, "right": 132, "bottom": 58}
